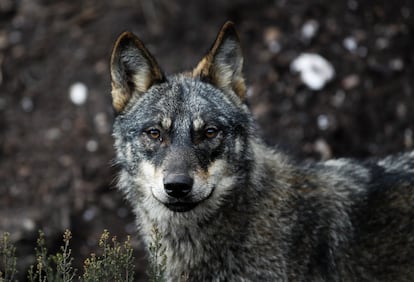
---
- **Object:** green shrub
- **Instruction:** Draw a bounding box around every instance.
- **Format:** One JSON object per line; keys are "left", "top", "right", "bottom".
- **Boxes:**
{"left": 0, "top": 232, "right": 18, "bottom": 282}
{"left": 0, "top": 227, "right": 166, "bottom": 282}
{"left": 82, "top": 230, "right": 135, "bottom": 282}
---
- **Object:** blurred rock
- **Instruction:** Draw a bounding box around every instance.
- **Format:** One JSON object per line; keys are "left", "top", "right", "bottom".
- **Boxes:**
{"left": 94, "top": 112, "right": 110, "bottom": 134}
{"left": 69, "top": 82, "right": 88, "bottom": 105}
{"left": 263, "top": 26, "right": 282, "bottom": 54}
{"left": 301, "top": 19, "right": 319, "bottom": 40}
{"left": 342, "top": 74, "right": 360, "bottom": 90}
{"left": 314, "top": 139, "right": 332, "bottom": 160}
{"left": 343, "top": 36, "right": 357, "bottom": 52}
{"left": 86, "top": 139, "right": 99, "bottom": 152}
{"left": 290, "top": 53, "right": 335, "bottom": 90}
{"left": 404, "top": 128, "right": 413, "bottom": 149}
{"left": 21, "top": 96, "right": 34, "bottom": 112}
{"left": 389, "top": 58, "right": 404, "bottom": 71}
{"left": 317, "top": 114, "right": 330, "bottom": 131}
{"left": 331, "top": 90, "right": 346, "bottom": 108}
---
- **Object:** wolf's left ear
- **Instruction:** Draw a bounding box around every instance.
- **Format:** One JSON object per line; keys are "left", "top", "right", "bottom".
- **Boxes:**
{"left": 110, "top": 31, "right": 165, "bottom": 113}
{"left": 192, "top": 21, "right": 246, "bottom": 101}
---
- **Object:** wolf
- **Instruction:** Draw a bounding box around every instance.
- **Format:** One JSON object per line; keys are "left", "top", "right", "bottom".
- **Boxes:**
{"left": 109, "top": 21, "right": 414, "bottom": 281}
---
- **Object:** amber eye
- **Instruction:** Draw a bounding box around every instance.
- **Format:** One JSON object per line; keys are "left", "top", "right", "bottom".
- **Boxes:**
{"left": 204, "top": 127, "right": 218, "bottom": 139}
{"left": 147, "top": 128, "right": 161, "bottom": 140}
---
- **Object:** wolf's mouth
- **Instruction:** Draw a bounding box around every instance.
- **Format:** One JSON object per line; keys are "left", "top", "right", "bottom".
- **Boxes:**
{"left": 152, "top": 185, "right": 215, "bottom": 213}
{"left": 164, "top": 202, "right": 198, "bottom": 212}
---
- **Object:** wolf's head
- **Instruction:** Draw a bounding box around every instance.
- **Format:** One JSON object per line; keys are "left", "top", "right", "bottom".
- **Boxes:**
{"left": 110, "top": 22, "right": 254, "bottom": 220}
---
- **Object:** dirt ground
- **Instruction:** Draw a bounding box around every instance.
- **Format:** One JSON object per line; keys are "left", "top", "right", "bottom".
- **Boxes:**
{"left": 0, "top": 0, "right": 413, "bottom": 280}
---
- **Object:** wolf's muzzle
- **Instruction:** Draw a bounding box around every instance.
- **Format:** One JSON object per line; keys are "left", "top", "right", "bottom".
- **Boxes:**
{"left": 163, "top": 174, "right": 193, "bottom": 199}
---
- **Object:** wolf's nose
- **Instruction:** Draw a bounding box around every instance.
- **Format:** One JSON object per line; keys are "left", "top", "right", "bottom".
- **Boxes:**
{"left": 163, "top": 174, "right": 193, "bottom": 198}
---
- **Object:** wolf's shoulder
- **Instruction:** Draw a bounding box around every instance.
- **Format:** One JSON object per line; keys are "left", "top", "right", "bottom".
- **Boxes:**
{"left": 375, "top": 150, "right": 414, "bottom": 173}
{"left": 318, "top": 150, "right": 414, "bottom": 180}
{"left": 290, "top": 150, "right": 414, "bottom": 197}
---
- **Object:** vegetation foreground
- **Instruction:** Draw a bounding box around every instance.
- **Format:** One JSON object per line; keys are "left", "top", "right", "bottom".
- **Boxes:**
{"left": 0, "top": 227, "right": 166, "bottom": 282}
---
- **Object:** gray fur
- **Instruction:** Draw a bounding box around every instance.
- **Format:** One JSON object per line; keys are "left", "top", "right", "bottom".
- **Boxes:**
{"left": 110, "top": 23, "right": 414, "bottom": 281}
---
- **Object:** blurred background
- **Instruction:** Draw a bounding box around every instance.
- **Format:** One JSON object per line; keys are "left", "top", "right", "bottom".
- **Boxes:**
{"left": 0, "top": 0, "right": 413, "bottom": 280}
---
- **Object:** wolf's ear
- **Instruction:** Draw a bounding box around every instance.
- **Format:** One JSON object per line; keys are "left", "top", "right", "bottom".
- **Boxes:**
{"left": 110, "top": 31, "right": 165, "bottom": 113}
{"left": 192, "top": 21, "right": 246, "bottom": 101}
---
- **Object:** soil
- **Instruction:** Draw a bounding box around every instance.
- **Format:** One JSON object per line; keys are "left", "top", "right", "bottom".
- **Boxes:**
{"left": 0, "top": 0, "right": 413, "bottom": 280}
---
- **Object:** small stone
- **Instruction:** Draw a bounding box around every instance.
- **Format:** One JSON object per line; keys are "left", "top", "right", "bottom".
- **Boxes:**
{"left": 396, "top": 102, "right": 407, "bottom": 119}
{"left": 21, "top": 96, "right": 34, "bottom": 112}
{"left": 268, "top": 40, "right": 281, "bottom": 54}
{"left": 314, "top": 139, "right": 332, "bottom": 160}
{"left": 264, "top": 27, "right": 282, "bottom": 54}
{"left": 83, "top": 207, "right": 97, "bottom": 222}
{"left": 375, "top": 37, "right": 389, "bottom": 50}
{"left": 389, "top": 58, "right": 404, "bottom": 71}
{"left": 342, "top": 74, "right": 360, "bottom": 90}
{"left": 343, "top": 36, "right": 357, "bottom": 52}
{"left": 45, "top": 128, "right": 61, "bottom": 141}
{"left": 301, "top": 19, "right": 319, "bottom": 40}
{"left": 317, "top": 114, "right": 330, "bottom": 131}
{"left": 264, "top": 27, "right": 280, "bottom": 44}
{"left": 331, "top": 90, "right": 346, "bottom": 108}
{"left": 86, "top": 139, "right": 98, "bottom": 152}
{"left": 94, "top": 112, "right": 110, "bottom": 134}
{"left": 94, "top": 60, "right": 107, "bottom": 74}
{"left": 246, "top": 86, "right": 254, "bottom": 98}
{"left": 404, "top": 128, "right": 413, "bottom": 149}
{"left": 69, "top": 82, "right": 88, "bottom": 105}
{"left": 22, "top": 218, "right": 36, "bottom": 231}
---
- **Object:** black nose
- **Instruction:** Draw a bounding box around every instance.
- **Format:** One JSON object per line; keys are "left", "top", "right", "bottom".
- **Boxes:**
{"left": 163, "top": 174, "right": 193, "bottom": 198}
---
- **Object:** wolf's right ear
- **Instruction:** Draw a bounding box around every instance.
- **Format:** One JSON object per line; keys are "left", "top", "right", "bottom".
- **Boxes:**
{"left": 110, "top": 32, "right": 165, "bottom": 113}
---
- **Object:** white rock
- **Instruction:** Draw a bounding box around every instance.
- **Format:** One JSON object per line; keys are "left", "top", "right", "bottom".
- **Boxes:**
{"left": 389, "top": 58, "right": 404, "bottom": 71}
{"left": 314, "top": 138, "right": 332, "bottom": 160}
{"left": 69, "top": 82, "right": 88, "bottom": 105}
{"left": 343, "top": 36, "right": 357, "bottom": 52}
{"left": 317, "top": 114, "right": 330, "bottom": 130}
{"left": 86, "top": 139, "right": 98, "bottom": 152}
{"left": 21, "top": 96, "right": 34, "bottom": 112}
{"left": 22, "top": 218, "right": 36, "bottom": 231}
{"left": 94, "top": 112, "right": 110, "bottom": 134}
{"left": 290, "top": 53, "right": 335, "bottom": 90}
{"left": 83, "top": 207, "right": 97, "bottom": 222}
{"left": 301, "top": 19, "right": 319, "bottom": 40}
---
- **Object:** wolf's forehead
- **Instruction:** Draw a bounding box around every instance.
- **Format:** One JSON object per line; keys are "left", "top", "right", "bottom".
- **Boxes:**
{"left": 161, "top": 116, "right": 172, "bottom": 129}
{"left": 192, "top": 116, "right": 205, "bottom": 131}
{"left": 157, "top": 113, "right": 207, "bottom": 131}
{"left": 133, "top": 76, "right": 236, "bottom": 129}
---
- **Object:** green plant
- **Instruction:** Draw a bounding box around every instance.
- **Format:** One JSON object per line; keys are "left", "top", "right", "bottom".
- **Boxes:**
{"left": 0, "top": 232, "right": 18, "bottom": 282}
{"left": 2, "top": 229, "right": 141, "bottom": 282}
{"left": 27, "top": 230, "right": 55, "bottom": 282}
{"left": 82, "top": 229, "right": 135, "bottom": 282}
{"left": 147, "top": 225, "right": 167, "bottom": 282}
{"left": 53, "top": 229, "right": 76, "bottom": 282}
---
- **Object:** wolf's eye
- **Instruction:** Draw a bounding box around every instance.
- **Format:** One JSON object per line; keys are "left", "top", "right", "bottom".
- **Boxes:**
{"left": 146, "top": 128, "right": 161, "bottom": 140}
{"left": 204, "top": 127, "right": 218, "bottom": 139}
